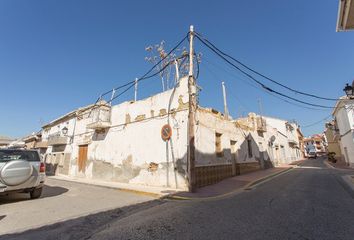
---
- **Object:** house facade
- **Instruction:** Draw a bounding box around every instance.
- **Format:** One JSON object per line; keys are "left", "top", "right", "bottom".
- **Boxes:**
{"left": 41, "top": 76, "right": 304, "bottom": 190}
{"left": 297, "top": 128, "right": 305, "bottom": 158}
{"left": 235, "top": 114, "right": 303, "bottom": 166}
{"left": 261, "top": 116, "right": 302, "bottom": 164}
{"left": 332, "top": 97, "right": 354, "bottom": 166}
{"left": 0, "top": 136, "right": 15, "bottom": 148}
{"left": 324, "top": 121, "right": 342, "bottom": 161}
{"left": 21, "top": 132, "right": 48, "bottom": 155}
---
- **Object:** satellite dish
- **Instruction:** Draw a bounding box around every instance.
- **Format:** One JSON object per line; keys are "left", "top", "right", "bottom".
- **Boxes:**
{"left": 270, "top": 136, "right": 276, "bottom": 142}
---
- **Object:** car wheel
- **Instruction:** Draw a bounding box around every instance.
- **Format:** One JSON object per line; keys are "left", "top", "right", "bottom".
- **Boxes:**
{"left": 30, "top": 187, "right": 43, "bottom": 199}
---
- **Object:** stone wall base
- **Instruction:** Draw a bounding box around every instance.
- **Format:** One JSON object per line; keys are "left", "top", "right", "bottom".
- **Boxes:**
{"left": 195, "top": 162, "right": 262, "bottom": 188}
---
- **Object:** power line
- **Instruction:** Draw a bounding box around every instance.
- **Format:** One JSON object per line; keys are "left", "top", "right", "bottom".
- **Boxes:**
{"left": 202, "top": 59, "right": 254, "bottom": 111}
{"left": 195, "top": 34, "right": 334, "bottom": 109}
{"left": 98, "top": 32, "right": 189, "bottom": 100}
{"left": 301, "top": 114, "right": 332, "bottom": 128}
{"left": 109, "top": 55, "right": 188, "bottom": 104}
{"left": 301, "top": 104, "right": 354, "bottom": 128}
{"left": 203, "top": 57, "right": 328, "bottom": 111}
{"left": 85, "top": 54, "right": 189, "bottom": 119}
{"left": 194, "top": 31, "right": 339, "bottom": 101}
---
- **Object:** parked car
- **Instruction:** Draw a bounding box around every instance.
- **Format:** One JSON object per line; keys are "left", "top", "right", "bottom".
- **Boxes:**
{"left": 0, "top": 149, "right": 45, "bottom": 199}
{"left": 307, "top": 149, "right": 317, "bottom": 159}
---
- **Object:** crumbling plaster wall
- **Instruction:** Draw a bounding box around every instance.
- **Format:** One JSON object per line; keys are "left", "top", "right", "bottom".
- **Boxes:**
{"left": 195, "top": 108, "right": 262, "bottom": 166}
{"left": 70, "top": 77, "right": 190, "bottom": 190}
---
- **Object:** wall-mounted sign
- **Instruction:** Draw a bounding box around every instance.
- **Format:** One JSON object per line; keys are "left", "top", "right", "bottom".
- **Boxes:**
{"left": 161, "top": 124, "right": 172, "bottom": 141}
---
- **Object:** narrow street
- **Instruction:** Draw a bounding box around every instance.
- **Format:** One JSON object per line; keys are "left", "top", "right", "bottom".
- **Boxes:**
{"left": 0, "top": 178, "right": 154, "bottom": 235}
{"left": 3, "top": 157, "right": 354, "bottom": 240}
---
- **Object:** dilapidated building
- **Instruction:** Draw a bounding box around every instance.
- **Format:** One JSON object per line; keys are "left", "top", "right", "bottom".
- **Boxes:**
{"left": 41, "top": 76, "right": 303, "bottom": 191}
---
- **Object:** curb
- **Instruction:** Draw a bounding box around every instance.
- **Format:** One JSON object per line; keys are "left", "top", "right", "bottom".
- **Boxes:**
{"left": 324, "top": 160, "right": 353, "bottom": 171}
{"left": 342, "top": 175, "right": 354, "bottom": 191}
{"left": 48, "top": 176, "right": 166, "bottom": 199}
{"left": 167, "top": 167, "right": 293, "bottom": 201}
{"left": 243, "top": 167, "right": 293, "bottom": 190}
{"left": 324, "top": 160, "right": 336, "bottom": 169}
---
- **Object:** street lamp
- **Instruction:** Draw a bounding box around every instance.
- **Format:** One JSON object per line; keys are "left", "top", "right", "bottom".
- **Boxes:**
{"left": 343, "top": 82, "right": 353, "bottom": 98}
{"left": 61, "top": 127, "right": 68, "bottom": 136}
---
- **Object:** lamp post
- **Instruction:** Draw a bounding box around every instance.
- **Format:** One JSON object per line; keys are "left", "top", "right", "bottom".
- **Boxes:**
{"left": 61, "top": 127, "right": 68, "bottom": 136}
{"left": 343, "top": 82, "right": 353, "bottom": 98}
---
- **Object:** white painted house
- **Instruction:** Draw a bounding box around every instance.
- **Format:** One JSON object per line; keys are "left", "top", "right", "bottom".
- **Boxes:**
{"left": 260, "top": 116, "right": 302, "bottom": 164}
{"left": 332, "top": 97, "right": 354, "bottom": 166}
{"left": 42, "top": 76, "right": 279, "bottom": 190}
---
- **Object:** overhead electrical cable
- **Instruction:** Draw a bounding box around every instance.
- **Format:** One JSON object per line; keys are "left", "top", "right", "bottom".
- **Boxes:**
{"left": 194, "top": 31, "right": 338, "bottom": 101}
{"left": 203, "top": 57, "right": 329, "bottom": 111}
{"left": 194, "top": 34, "right": 334, "bottom": 109}
{"left": 108, "top": 54, "right": 189, "bottom": 104}
{"left": 301, "top": 114, "right": 333, "bottom": 128}
{"left": 97, "top": 32, "right": 189, "bottom": 101}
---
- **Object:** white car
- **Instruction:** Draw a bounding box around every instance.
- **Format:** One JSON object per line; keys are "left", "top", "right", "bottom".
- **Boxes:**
{"left": 307, "top": 149, "right": 317, "bottom": 159}
{"left": 0, "top": 149, "right": 45, "bottom": 199}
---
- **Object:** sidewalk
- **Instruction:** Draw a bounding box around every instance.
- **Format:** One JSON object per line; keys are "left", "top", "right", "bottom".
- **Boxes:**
{"left": 49, "top": 164, "right": 295, "bottom": 200}
{"left": 325, "top": 159, "right": 353, "bottom": 170}
{"left": 288, "top": 158, "right": 307, "bottom": 166}
{"left": 48, "top": 175, "right": 180, "bottom": 198}
{"left": 169, "top": 166, "right": 293, "bottom": 200}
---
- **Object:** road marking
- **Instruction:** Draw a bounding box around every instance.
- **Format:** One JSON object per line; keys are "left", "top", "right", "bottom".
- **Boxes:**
{"left": 167, "top": 167, "right": 293, "bottom": 201}
{"left": 244, "top": 167, "right": 293, "bottom": 190}
{"left": 295, "top": 166, "right": 324, "bottom": 169}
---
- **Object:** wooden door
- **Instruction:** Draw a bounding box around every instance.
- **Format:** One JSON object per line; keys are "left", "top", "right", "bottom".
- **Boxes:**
{"left": 78, "top": 145, "right": 88, "bottom": 172}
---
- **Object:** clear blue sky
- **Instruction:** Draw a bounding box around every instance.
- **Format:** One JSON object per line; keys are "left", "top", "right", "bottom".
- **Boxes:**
{"left": 0, "top": 0, "right": 353, "bottom": 138}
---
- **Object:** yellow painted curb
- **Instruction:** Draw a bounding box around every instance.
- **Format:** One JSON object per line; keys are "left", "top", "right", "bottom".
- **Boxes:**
{"left": 167, "top": 167, "right": 293, "bottom": 201}
{"left": 167, "top": 188, "right": 244, "bottom": 201}
{"left": 114, "top": 188, "right": 164, "bottom": 199}
{"left": 243, "top": 167, "right": 293, "bottom": 190}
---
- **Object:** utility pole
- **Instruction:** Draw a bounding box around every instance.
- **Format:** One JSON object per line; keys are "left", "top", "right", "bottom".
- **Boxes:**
{"left": 134, "top": 78, "right": 138, "bottom": 101}
{"left": 222, "top": 81, "right": 229, "bottom": 119}
{"left": 110, "top": 89, "right": 116, "bottom": 105}
{"left": 174, "top": 59, "right": 180, "bottom": 84}
{"left": 187, "top": 25, "right": 196, "bottom": 193}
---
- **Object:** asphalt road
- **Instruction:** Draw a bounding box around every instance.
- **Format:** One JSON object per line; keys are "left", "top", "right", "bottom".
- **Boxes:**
{"left": 0, "top": 178, "right": 154, "bottom": 236}
{"left": 2, "top": 157, "right": 354, "bottom": 240}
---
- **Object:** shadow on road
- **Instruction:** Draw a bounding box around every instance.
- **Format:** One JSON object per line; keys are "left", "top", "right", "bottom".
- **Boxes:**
{"left": 0, "top": 199, "right": 164, "bottom": 240}
{"left": 41, "top": 185, "right": 69, "bottom": 198}
{"left": 0, "top": 185, "right": 68, "bottom": 204}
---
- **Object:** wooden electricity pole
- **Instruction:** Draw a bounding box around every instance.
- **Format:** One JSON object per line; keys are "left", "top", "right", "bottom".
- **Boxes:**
{"left": 187, "top": 25, "right": 196, "bottom": 192}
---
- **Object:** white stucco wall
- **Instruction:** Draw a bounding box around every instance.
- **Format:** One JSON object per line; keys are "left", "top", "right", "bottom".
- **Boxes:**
{"left": 42, "top": 115, "right": 77, "bottom": 169}
{"left": 68, "top": 77, "right": 190, "bottom": 189}
{"left": 334, "top": 101, "right": 354, "bottom": 166}
{"left": 195, "top": 109, "right": 263, "bottom": 167}
{"left": 263, "top": 116, "right": 301, "bottom": 164}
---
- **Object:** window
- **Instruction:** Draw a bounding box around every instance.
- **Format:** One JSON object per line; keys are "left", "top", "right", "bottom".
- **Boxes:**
{"left": 247, "top": 139, "right": 253, "bottom": 158}
{"left": 0, "top": 150, "right": 40, "bottom": 163}
{"left": 215, "top": 132, "right": 223, "bottom": 157}
{"left": 230, "top": 140, "right": 237, "bottom": 153}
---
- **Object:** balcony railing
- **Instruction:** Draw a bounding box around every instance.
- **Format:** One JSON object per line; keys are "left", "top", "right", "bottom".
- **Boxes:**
{"left": 35, "top": 141, "right": 48, "bottom": 148}
{"left": 86, "top": 104, "right": 111, "bottom": 130}
{"left": 47, "top": 133, "right": 69, "bottom": 146}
